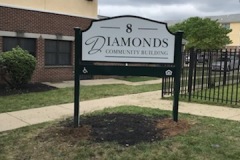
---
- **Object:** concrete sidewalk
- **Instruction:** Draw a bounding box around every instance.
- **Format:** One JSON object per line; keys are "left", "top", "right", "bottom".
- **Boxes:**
{"left": 42, "top": 78, "right": 162, "bottom": 88}
{"left": 1, "top": 90, "right": 240, "bottom": 132}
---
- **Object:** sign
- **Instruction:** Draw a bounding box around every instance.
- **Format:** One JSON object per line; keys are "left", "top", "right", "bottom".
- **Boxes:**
{"left": 82, "top": 16, "right": 175, "bottom": 63}
{"left": 74, "top": 16, "right": 184, "bottom": 128}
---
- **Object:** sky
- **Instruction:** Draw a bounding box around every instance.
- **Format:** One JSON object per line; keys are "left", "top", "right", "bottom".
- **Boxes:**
{"left": 98, "top": 0, "right": 240, "bottom": 21}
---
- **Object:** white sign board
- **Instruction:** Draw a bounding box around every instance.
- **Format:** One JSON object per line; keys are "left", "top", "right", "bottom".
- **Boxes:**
{"left": 82, "top": 16, "right": 175, "bottom": 63}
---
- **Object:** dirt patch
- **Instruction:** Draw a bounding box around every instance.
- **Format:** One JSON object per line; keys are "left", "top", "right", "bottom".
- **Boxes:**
{"left": 37, "top": 113, "right": 190, "bottom": 146}
{"left": 0, "top": 83, "right": 57, "bottom": 96}
{"left": 156, "top": 118, "right": 190, "bottom": 138}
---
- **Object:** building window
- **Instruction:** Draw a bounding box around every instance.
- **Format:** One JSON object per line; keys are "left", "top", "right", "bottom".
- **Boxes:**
{"left": 45, "top": 40, "right": 71, "bottom": 66}
{"left": 222, "top": 23, "right": 230, "bottom": 29}
{"left": 3, "top": 37, "right": 36, "bottom": 56}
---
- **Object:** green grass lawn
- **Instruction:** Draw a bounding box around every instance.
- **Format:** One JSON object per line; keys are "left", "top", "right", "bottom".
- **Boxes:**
{"left": 0, "top": 83, "right": 161, "bottom": 113}
{"left": 1, "top": 106, "right": 240, "bottom": 160}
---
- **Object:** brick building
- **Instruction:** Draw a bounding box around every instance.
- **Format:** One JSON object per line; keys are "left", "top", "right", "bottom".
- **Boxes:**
{"left": 0, "top": 1, "right": 97, "bottom": 82}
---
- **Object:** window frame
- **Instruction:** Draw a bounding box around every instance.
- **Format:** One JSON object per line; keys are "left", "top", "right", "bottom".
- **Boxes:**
{"left": 3, "top": 37, "right": 36, "bottom": 56}
{"left": 44, "top": 39, "right": 72, "bottom": 66}
{"left": 221, "top": 23, "right": 230, "bottom": 29}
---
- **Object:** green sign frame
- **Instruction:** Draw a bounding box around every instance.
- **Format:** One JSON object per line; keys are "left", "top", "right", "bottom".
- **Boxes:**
{"left": 74, "top": 16, "right": 183, "bottom": 127}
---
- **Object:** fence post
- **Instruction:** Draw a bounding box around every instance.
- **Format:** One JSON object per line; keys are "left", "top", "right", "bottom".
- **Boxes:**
{"left": 188, "top": 48, "right": 195, "bottom": 101}
{"left": 223, "top": 50, "right": 228, "bottom": 86}
{"left": 161, "top": 77, "right": 165, "bottom": 98}
{"left": 207, "top": 51, "right": 212, "bottom": 88}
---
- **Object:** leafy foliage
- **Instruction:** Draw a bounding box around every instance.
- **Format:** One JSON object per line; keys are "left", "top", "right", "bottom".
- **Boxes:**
{"left": 0, "top": 47, "right": 36, "bottom": 88}
{"left": 169, "top": 17, "right": 232, "bottom": 49}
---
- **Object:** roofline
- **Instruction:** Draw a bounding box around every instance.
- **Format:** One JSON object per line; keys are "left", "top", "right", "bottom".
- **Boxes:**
{"left": 205, "top": 14, "right": 240, "bottom": 23}
{"left": 166, "top": 13, "right": 240, "bottom": 25}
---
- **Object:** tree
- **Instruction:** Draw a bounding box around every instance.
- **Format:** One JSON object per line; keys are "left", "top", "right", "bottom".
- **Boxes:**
{"left": 169, "top": 17, "right": 232, "bottom": 49}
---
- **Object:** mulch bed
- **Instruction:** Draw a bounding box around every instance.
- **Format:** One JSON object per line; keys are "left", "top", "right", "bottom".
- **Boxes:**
{"left": 0, "top": 83, "right": 57, "bottom": 96}
{"left": 37, "top": 113, "right": 190, "bottom": 146}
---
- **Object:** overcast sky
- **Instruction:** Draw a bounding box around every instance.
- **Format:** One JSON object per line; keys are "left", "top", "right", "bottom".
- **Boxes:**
{"left": 98, "top": 0, "right": 240, "bottom": 21}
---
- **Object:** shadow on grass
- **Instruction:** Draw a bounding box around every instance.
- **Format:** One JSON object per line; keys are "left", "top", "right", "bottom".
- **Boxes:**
{"left": 0, "top": 83, "right": 57, "bottom": 96}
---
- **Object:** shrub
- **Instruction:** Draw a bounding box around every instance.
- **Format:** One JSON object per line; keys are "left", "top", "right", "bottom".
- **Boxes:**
{"left": 0, "top": 47, "right": 36, "bottom": 88}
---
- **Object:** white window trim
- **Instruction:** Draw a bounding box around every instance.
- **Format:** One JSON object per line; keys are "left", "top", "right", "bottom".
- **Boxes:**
{"left": 0, "top": 31, "right": 74, "bottom": 41}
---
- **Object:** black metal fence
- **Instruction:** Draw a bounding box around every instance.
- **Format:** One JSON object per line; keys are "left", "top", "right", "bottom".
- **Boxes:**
{"left": 162, "top": 49, "right": 240, "bottom": 107}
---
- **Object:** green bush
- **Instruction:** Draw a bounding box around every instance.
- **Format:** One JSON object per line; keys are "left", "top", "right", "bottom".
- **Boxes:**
{"left": 0, "top": 46, "right": 36, "bottom": 88}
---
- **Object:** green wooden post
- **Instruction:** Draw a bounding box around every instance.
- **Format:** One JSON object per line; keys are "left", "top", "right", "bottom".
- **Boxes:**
{"left": 173, "top": 31, "right": 184, "bottom": 122}
{"left": 74, "top": 28, "right": 81, "bottom": 127}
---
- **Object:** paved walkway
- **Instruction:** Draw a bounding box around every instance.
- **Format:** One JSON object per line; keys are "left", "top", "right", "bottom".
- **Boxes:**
{"left": 1, "top": 79, "right": 240, "bottom": 132}
{"left": 42, "top": 78, "right": 162, "bottom": 88}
